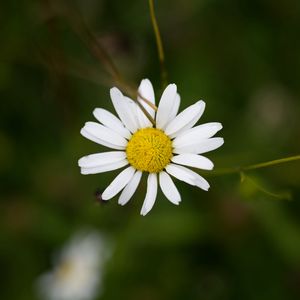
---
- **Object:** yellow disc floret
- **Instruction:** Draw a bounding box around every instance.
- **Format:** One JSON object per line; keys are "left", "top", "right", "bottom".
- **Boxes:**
{"left": 126, "top": 128, "right": 173, "bottom": 173}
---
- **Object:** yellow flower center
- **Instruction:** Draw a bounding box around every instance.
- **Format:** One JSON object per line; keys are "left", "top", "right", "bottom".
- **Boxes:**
{"left": 126, "top": 128, "right": 173, "bottom": 173}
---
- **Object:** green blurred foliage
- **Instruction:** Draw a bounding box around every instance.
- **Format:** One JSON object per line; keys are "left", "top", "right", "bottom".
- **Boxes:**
{"left": 1, "top": 0, "right": 300, "bottom": 299}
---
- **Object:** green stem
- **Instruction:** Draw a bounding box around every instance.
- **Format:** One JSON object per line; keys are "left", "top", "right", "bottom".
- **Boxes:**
{"left": 148, "top": 0, "right": 168, "bottom": 88}
{"left": 242, "top": 155, "right": 300, "bottom": 171}
{"left": 240, "top": 172, "right": 291, "bottom": 200}
{"left": 210, "top": 154, "right": 300, "bottom": 176}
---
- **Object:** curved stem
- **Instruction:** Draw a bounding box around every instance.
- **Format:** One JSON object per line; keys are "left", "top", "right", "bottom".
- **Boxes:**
{"left": 240, "top": 172, "right": 292, "bottom": 200}
{"left": 242, "top": 155, "right": 300, "bottom": 171}
{"left": 148, "top": 0, "right": 168, "bottom": 88}
{"left": 210, "top": 154, "right": 300, "bottom": 176}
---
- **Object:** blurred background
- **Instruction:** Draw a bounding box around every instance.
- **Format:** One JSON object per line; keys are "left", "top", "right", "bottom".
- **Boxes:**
{"left": 1, "top": 0, "right": 300, "bottom": 299}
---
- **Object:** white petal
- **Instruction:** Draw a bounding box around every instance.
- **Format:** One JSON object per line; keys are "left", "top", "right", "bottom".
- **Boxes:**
{"left": 156, "top": 84, "right": 177, "bottom": 129}
{"left": 159, "top": 171, "right": 181, "bottom": 205}
{"left": 168, "top": 109, "right": 203, "bottom": 139}
{"left": 171, "top": 154, "right": 214, "bottom": 170}
{"left": 138, "top": 79, "right": 155, "bottom": 118}
{"left": 81, "top": 128, "right": 116, "bottom": 149}
{"left": 166, "top": 163, "right": 210, "bottom": 191}
{"left": 165, "top": 100, "right": 205, "bottom": 137}
{"left": 173, "top": 122, "right": 223, "bottom": 148}
{"left": 135, "top": 103, "right": 152, "bottom": 128}
{"left": 102, "top": 166, "right": 135, "bottom": 200}
{"left": 93, "top": 108, "right": 132, "bottom": 139}
{"left": 167, "top": 93, "right": 181, "bottom": 124}
{"left": 78, "top": 151, "right": 126, "bottom": 168}
{"left": 80, "top": 159, "right": 128, "bottom": 175}
{"left": 140, "top": 173, "right": 158, "bottom": 216}
{"left": 110, "top": 88, "right": 139, "bottom": 133}
{"left": 192, "top": 172, "right": 210, "bottom": 191}
{"left": 80, "top": 122, "right": 127, "bottom": 150}
{"left": 118, "top": 171, "right": 142, "bottom": 205}
{"left": 123, "top": 96, "right": 142, "bottom": 130}
{"left": 174, "top": 137, "right": 224, "bottom": 154}
{"left": 80, "top": 124, "right": 127, "bottom": 150}
{"left": 165, "top": 163, "right": 196, "bottom": 186}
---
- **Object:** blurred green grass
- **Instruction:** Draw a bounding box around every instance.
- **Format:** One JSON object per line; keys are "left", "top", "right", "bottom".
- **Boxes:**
{"left": 1, "top": 0, "right": 300, "bottom": 299}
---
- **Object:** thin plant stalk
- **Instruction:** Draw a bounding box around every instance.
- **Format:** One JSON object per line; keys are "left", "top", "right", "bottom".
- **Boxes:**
{"left": 50, "top": 1, "right": 156, "bottom": 125}
{"left": 209, "top": 154, "right": 300, "bottom": 176}
{"left": 148, "top": 0, "right": 168, "bottom": 88}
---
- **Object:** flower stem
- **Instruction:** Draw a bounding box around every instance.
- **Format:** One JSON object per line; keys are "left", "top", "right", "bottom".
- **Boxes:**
{"left": 148, "top": 0, "right": 168, "bottom": 89}
{"left": 210, "top": 154, "right": 300, "bottom": 176}
{"left": 242, "top": 155, "right": 300, "bottom": 171}
{"left": 137, "top": 92, "right": 158, "bottom": 111}
{"left": 240, "top": 172, "right": 292, "bottom": 200}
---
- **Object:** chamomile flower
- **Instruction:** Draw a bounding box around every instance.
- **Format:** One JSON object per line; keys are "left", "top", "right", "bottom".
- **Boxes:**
{"left": 78, "top": 79, "right": 224, "bottom": 215}
{"left": 36, "top": 231, "right": 110, "bottom": 300}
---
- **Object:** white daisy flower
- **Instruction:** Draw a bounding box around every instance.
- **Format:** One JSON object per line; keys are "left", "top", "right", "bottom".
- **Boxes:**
{"left": 36, "top": 231, "right": 110, "bottom": 300}
{"left": 78, "top": 79, "right": 224, "bottom": 216}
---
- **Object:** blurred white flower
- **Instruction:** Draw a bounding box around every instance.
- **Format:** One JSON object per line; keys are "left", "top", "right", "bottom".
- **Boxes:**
{"left": 79, "top": 79, "right": 224, "bottom": 215}
{"left": 36, "top": 230, "right": 110, "bottom": 300}
{"left": 248, "top": 84, "right": 296, "bottom": 135}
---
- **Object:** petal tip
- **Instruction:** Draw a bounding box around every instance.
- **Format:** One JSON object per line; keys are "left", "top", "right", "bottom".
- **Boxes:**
{"left": 110, "top": 87, "right": 122, "bottom": 98}
{"left": 78, "top": 157, "right": 84, "bottom": 167}
{"left": 92, "top": 107, "right": 101, "bottom": 116}
{"left": 80, "top": 127, "right": 86, "bottom": 137}
{"left": 101, "top": 193, "right": 109, "bottom": 201}
{"left": 80, "top": 168, "right": 88, "bottom": 175}
{"left": 101, "top": 189, "right": 110, "bottom": 200}
{"left": 141, "top": 78, "right": 151, "bottom": 84}
{"left": 203, "top": 184, "right": 210, "bottom": 191}
{"left": 140, "top": 206, "right": 152, "bottom": 216}
{"left": 140, "top": 210, "right": 147, "bottom": 216}
{"left": 165, "top": 83, "right": 177, "bottom": 92}
{"left": 198, "top": 100, "right": 206, "bottom": 108}
{"left": 207, "top": 161, "right": 214, "bottom": 170}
